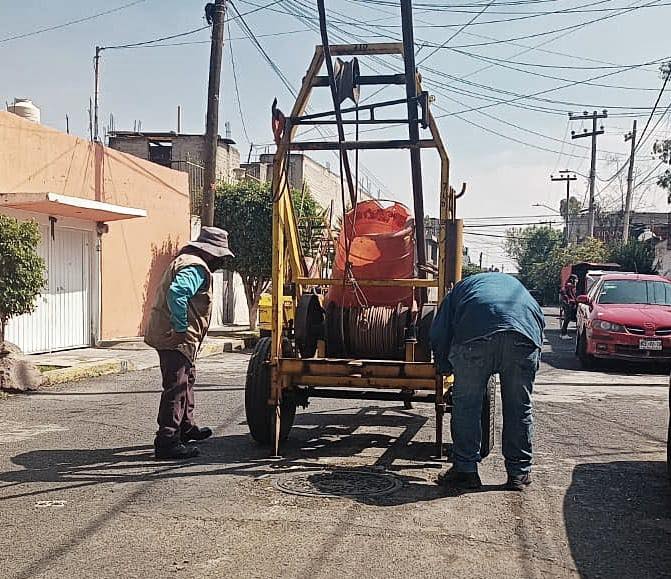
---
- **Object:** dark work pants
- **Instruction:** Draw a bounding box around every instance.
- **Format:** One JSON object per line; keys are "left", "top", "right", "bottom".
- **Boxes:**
{"left": 560, "top": 304, "right": 576, "bottom": 336}
{"left": 449, "top": 331, "right": 539, "bottom": 476}
{"left": 156, "top": 350, "right": 195, "bottom": 443}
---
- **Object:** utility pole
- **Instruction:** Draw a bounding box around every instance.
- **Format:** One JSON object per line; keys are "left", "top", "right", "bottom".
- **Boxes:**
{"left": 622, "top": 119, "right": 637, "bottom": 242}
{"left": 94, "top": 46, "right": 102, "bottom": 142}
{"left": 551, "top": 171, "right": 577, "bottom": 246}
{"left": 569, "top": 110, "right": 607, "bottom": 237}
{"left": 201, "top": 0, "right": 227, "bottom": 228}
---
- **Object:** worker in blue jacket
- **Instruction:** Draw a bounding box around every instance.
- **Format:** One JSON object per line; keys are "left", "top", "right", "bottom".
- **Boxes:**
{"left": 430, "top": 272, "right": 545, "bottom": 491}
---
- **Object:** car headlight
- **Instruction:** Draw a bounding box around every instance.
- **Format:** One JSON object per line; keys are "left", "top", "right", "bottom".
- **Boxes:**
{"left": 593, "top": 320, "right": 625, "bottom": 332}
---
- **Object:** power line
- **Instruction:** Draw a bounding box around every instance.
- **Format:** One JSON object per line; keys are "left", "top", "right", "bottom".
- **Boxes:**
{"left": 425, "top": 0, "right": 665, "bottom": 49}
{"left": 228, "top": 21, "right": 251, "bottom": 143}
{"left": 103, "top": 25, "right": 210, "bottom": 50}
{"left": 416, "top": 0, "right": 496, "bottom": 65}
{"left": 0, "top": 0, "right": 149, "bottom": 45}
{"left": 112, "top": 28, "right": 311, "bottom": 49}
{"left": 102, "top": 1, "right": 285, "bottom": 51}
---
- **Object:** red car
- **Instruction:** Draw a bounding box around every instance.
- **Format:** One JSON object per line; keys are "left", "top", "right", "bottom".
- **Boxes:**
{"left": 575, "top": 273, "right": 671, "bottom": 367}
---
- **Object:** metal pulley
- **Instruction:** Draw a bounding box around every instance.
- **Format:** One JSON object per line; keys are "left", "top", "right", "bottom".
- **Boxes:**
{"left": 333, "top": 57, "right": 360, "bottom": 105}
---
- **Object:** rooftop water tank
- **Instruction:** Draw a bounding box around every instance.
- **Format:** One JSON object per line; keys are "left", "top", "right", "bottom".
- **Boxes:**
{"left": 7, "top": 98, "right": 40, "bottom": 123}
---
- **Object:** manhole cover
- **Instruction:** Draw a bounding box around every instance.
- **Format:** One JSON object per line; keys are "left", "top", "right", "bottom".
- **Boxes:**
{"left": 273, "top": 469, "right": 401, "bottom": 498}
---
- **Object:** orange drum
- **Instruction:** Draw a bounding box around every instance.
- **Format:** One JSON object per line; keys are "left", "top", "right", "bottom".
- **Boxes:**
{"left": 327, "top": 200, "right": 416, "bottom": 308}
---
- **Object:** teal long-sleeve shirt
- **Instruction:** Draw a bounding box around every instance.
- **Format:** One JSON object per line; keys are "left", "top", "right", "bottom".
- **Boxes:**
{"left": 167, "top": 265, "right": 208, "bottom": 333}
{"left": 430, "top": 272, "right": 545, "bottom": 374}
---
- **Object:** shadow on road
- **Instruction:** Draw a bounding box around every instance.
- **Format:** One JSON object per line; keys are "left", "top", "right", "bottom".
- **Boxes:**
{"left": 564, "top": 460, "right": 671, "bottom": 578}
{"left": 0, "top": 405, "right": 464, "bottom": 506}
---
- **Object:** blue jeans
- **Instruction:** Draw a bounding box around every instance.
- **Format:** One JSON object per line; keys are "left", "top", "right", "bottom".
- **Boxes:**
{"left": 448, "top": 331, "right": 539, "bottom": 476}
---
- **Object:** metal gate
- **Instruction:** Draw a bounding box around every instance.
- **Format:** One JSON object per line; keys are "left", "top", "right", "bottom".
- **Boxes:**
{"left": 6, "top": 224, "right": 92, "bottom": 353}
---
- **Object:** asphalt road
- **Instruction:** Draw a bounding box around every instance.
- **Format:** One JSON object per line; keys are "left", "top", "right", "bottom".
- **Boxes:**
{"left": 1, "top": 311, "right": 669, "bottom": 579}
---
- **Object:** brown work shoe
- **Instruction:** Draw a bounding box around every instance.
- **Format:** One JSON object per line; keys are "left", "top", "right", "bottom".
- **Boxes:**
{"left": 181, "top": 426, "right": 213, "bottom": 443}
{"left": 505, "top": 473, "right": 532, "bottom": 491}
{"left": 154, "top": 439, "right": 200, "bottom": 460}
{"left": 437, "top": 467, "right": 482, "bottom": 490}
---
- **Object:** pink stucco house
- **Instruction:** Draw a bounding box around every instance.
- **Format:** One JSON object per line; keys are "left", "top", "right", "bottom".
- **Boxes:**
{"left": 0, "top": 111, "right": 191, "bottom": 353}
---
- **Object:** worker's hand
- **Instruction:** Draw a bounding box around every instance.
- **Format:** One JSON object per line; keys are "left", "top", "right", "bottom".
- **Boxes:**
{"left": 166, "top": 330, "right": 187, "bottom": 348}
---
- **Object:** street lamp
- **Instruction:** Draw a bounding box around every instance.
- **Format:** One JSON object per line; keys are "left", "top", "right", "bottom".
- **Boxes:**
{"left": 532, "top": 203, "right": 560, "bottom": 214}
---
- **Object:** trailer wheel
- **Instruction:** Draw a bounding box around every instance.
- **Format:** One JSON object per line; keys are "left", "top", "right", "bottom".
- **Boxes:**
{"left": 245, "top": 337, "right": 296, "bottom": 445}
{"left": 667, "top": 381, "right": 670, "bottom": 480}
{"left": 480, "top": 375, "right": 496, "bottom": 459}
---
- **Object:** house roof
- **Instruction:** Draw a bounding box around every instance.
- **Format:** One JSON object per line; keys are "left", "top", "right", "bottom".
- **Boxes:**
{"left": 108, "top": 131, "right": 236, "bottom": 145}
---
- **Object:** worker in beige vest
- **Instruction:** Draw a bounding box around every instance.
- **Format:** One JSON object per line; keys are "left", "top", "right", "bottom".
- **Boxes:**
{"left": 145, "top": 227, "right": 234, "bottom": 460}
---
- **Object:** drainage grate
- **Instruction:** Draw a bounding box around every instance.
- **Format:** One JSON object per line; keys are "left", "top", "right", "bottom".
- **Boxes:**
{"left": 273, "top": 469, "right": 401, "bottom": 498}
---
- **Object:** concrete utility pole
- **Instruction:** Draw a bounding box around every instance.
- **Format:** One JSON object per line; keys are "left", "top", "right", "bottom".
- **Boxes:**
{"left": 201, "top": 0, "right": 227, "bottom": 228}
{"left": 94, "top": 46, "right": 102, "bottom": 142}
{"left": 622, "top": 119, "right": 638, "bottom": 242}
{"left": 551, "top": 171, "right": 577, "bottom": 246}
{"left": 569, "top": 110, "right": 607, "bottom": 237}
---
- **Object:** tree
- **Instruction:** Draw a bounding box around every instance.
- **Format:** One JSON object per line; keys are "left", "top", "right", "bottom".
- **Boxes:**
{"left": 607, "top": 239, "right": 659, "bottom": 274}
{"left": 462, "top": 262, "right": 484, "bottom": 278}
{"left": 505, "top": 226, "right": 563, "bottom": 301}
{"left": 0, "top": 215, "right": 47, "bottom": 348}
{"left": 653, "top": 63, "right": 671, "bottom": 200}
{"left": 559, "top": 196, "right": 582, "bottom": 219}
{"left": 214, "top": 180, "right": 323, "bottom": 330}
{"left": 505, "top": 226, "right": 612, "bottom": 303}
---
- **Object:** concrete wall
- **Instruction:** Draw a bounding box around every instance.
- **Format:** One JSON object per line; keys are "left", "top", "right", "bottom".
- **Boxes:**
{"left": 109, "top": 134, "right": 240, "bottom": 183}
{"left": 0, "top": 112, "right": 191, "bottom": 341}
{"left": 259, "top": 153, "right": 344, "bottom": 216}
{"left": 108, "top": 135, "right": 150, "bottom": 160}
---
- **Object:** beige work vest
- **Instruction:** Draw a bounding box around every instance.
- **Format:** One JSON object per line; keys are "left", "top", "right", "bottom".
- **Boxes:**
{"left": 144, "top": 253, "right": 213, "bottom": 363}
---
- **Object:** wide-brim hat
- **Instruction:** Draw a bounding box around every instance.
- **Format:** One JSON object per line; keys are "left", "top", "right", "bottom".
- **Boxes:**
{"left": 186, "top": 226, "right": 235, "bottom": 258}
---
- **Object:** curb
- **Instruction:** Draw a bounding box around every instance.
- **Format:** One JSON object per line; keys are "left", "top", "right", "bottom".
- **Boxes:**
{"left": 43, "top": 359, "right": 133, "bottom": 386}
{"left": 40, "top": 338, "right": 246, "bottom": 386}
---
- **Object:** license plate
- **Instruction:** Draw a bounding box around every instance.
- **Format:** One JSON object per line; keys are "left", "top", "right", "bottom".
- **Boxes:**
{"left": 639, "top": 339, "right": 662, "bottom": 351}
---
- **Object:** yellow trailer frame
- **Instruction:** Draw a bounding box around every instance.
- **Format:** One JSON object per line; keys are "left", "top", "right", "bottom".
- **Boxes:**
{"left": 263, "top": 42, "right": 464, "bottom": 457}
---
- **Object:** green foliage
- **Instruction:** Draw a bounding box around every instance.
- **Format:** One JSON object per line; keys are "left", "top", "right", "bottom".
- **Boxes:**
{"left": 0, "top": 215, "right": 47, "bottom": 343}
{"left": 607, "top": 239, "right": 659, "bottom": 274}
{"left": 559, "top": 196, "right": 582, "bottom": 219}
{"left": 652, "top": 62, "right": 671, "bottom": 198}
{"left": 505, "top": 226, "right": 563, "bottom": 302}
{"left": 505, "top": 226, "right": 611, "bottom": 304}
{"left": 215, "top": 180, "right": 273, "bottom": 283}
{"left": 462, "top": 262, "right": 484, "bottom": 278}
{"left": 214, "top": 180, "right": 323, "bottom": 328}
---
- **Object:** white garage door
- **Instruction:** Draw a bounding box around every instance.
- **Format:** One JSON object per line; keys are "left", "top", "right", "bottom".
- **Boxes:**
{"left": 6, "top": 224, "right": 92, "bottom": 354}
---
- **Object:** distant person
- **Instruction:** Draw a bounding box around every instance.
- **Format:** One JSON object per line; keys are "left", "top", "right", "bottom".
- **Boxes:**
{"left": 430, "top": 272, "right": 545, "bottom": 491}
{"left": 560, "top": 274, "right": 578, "bottom": 339}
{"left": 145, "top": 227, "right": 234, "bottom": 460}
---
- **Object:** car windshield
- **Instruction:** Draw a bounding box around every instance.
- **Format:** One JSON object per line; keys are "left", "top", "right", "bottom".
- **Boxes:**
{"left": 597, "top": 280, "right": 671, "bottom": 305}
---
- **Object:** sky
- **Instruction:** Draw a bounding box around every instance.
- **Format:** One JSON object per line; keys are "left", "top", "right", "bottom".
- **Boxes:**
{"left": 2, "top": 0, "right": 671, "bottom": 271}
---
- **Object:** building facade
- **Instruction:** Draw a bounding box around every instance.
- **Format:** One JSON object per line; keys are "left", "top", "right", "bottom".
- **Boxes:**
{"left": 570, "top": 211, "right": 671, "bottom": 276}
{"left": 0, "top": 112, "right": 190, "bottom": 353}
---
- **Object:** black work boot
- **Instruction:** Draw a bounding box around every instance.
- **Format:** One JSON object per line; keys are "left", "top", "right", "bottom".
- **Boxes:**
{"left": 154, "top": 437, "right": 200, "bottom": 460}
{"left": 437, "top": 467, "right": 482, "bottom": 490}
{"left": 505, "top": 473, "right": 532, "bottom": 491}
{"left": 181, "top": 426, "right": 213, "bottom": 443}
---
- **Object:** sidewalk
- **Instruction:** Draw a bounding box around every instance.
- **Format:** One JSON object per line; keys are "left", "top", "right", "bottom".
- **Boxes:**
{"left": 30, "top": 328, "right": 256, "bottom": 386}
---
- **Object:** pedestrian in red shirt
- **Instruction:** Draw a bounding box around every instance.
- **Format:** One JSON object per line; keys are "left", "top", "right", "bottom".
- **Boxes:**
{"left": 560, "top": 274, "right": 578, "bottom": 338}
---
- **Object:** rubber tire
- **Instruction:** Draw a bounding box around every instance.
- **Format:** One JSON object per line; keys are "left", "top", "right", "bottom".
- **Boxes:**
{"left": 245, "top": 337, "right": 296, "bottom": 445}
{"left": 667, "top": 381, "right": 670, "bottom": 480}
{"left": 577, "top": 331, "right": 594, "bottom": 369}
{"left": 480, "top": 375, "right": 496, "bottom": 459}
